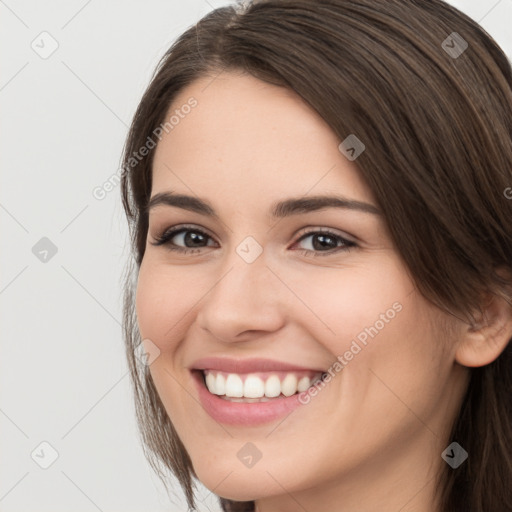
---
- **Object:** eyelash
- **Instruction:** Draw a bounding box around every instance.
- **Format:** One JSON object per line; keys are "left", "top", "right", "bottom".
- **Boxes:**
{"left": 151, "top": 224, "right": 357, "bottom": 257}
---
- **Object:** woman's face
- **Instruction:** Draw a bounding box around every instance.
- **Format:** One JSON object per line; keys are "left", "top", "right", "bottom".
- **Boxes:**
{"left": 136, "top": 71, "right": 470, "bottom": 510}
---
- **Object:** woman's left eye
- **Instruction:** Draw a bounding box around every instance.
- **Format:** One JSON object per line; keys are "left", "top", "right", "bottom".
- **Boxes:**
{"left": 293, "top": 229, "right": 356, "bottom": 257}
{"left": 151, "top": 225, "right": 357, "bottom": 257}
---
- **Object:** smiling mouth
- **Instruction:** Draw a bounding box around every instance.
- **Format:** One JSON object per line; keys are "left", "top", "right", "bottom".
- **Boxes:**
{"left": 197, "top": 369, "right": 326, "bottom": 402}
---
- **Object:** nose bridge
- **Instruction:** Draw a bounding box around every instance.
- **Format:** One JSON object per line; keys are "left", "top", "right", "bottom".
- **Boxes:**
{"left": 215, "top": 232, "right": 273, "bottom": 301}
{"left": 211, "top": 241, "right": 275, "bottom": 310}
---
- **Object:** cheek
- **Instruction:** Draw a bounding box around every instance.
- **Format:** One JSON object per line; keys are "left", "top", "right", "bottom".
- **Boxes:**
{"left": 332, "top": 292, "right": 447, "bottom": 445}
{"left": 283, "top": 259, "right": 411, "bottom": 354}
{"left": 287, "top": 259, "right": 438, "bottom": 411}
{"left": 135, "top": 259, "right": 194, "bottom": 352}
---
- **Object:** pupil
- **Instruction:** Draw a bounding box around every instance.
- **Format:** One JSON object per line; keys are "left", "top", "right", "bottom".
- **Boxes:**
{"left": 313, "top": 234, "right": 336, "bottom": 250}
{"left": 186, "top": 232, "right": 205, "bottom": 247}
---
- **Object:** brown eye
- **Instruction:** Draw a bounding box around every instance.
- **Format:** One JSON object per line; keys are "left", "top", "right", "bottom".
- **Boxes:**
{"left": 151, "top": 225, "right": 217, "bottom": 253}
{"left": 293, "top": 229, "right": 356, "bottom": 257}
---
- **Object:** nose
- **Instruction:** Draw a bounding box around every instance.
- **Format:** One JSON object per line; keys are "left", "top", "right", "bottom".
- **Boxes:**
{"left": 195, "top": 248, "right": 286, "bottom": 342}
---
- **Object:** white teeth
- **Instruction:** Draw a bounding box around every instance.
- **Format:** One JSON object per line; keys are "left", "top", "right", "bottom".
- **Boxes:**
{"left": 214, "top": 373, "right": 225, "bottom": 395}
{"left": 264, "top": 375, "right": 281, "bottom": 398}
{"left": 297, "top": 376, "right": 311, "bottom": 392}
{"left": 225, "top": 374, "right": 244, "bottom": 397}
{"left": 244, "top": 375, "right": 265, "bottom": 398}
{"left": 281, "top": 374, "right": 298, "bottom": 396}
{"left": 203, "top": 370, "right": 323, "bottom": 399}
{"left": 205, "top": 372, "right": 216, "bottom": 392}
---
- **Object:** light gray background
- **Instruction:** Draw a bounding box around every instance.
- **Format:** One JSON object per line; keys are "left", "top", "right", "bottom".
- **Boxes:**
{"left": 1, "top": 1, "right": 511, "bottom": 511}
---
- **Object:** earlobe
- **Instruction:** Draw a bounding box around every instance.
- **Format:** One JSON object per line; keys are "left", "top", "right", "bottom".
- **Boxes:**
{"left": 455, "top": 290, "right": 512, "bottom": 368}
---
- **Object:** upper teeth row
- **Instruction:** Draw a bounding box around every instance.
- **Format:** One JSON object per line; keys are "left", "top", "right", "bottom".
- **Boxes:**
{"left": 204, "top": 370, "right": 323, "bottom": 398}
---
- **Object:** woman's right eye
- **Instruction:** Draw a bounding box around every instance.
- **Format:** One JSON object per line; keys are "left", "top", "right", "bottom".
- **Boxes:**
{"left": 151, "top": 225, "right": 217, "bottom": 254}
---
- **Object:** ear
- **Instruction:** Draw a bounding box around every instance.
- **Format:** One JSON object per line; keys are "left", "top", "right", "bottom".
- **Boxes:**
{"left": 455, "top": 284, "right": 512, "bottom": 368}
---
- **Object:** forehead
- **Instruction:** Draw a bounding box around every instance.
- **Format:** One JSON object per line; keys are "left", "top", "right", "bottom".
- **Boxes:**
{"left": 151, "top": 72, "right": 374, "bottom": 209}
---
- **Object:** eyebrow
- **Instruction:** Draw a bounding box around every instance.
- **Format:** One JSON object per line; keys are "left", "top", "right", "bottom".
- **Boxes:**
{"left": 146, "top": 191, "right": 382, "bottom": 218}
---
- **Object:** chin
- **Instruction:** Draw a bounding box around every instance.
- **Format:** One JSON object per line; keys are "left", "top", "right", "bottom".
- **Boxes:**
{"left": 193, "top": 460, "right": 289, "bottom": 502}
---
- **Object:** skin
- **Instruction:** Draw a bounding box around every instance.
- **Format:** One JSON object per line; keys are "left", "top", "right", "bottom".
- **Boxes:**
{"left": 135, "top": 71, "right": 510, "bottom": 512}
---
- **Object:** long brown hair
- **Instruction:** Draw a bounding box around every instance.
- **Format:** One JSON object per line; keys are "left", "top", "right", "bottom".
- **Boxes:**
{"left": 120, "top": 1, "right": 512, "bottom": 510}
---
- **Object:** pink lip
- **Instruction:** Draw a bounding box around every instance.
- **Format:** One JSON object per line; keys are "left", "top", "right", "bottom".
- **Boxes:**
{"left": 190, "top": 356, "right": 324, "bottom": 374}
{"left": 191, "top": 370, "right": 310, "bottom": 426}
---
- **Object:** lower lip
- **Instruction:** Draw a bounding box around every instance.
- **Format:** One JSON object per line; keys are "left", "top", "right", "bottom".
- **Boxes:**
{"left": 191, "top": 370, "right": 310, "bottom": 426}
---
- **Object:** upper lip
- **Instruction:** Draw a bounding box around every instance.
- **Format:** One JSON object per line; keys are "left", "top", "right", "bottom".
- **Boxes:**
{"left": 190, "top": 357, "right": 325, "bottom": 374}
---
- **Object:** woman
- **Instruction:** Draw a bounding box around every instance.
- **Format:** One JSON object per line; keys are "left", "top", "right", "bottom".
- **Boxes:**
{"left": 120, "top": 1, "right": 512, "bottom": 510}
